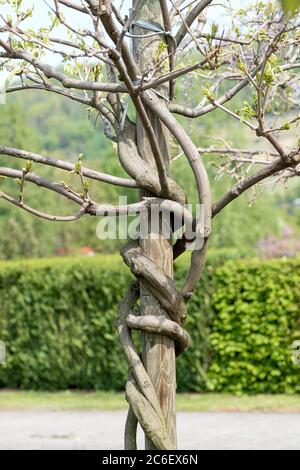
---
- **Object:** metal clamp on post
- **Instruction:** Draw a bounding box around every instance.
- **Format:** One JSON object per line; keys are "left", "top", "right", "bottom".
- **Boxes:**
{"left": 127, "top": 20, "right": 177, "bottom": 49}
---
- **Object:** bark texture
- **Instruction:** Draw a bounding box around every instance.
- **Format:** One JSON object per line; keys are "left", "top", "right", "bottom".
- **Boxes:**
{"left": 134, "top": 0, "right": 176, "bottom": 449}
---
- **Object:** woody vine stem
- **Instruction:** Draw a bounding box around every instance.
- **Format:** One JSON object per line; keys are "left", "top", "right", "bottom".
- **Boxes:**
{"left": 0, "top": 0, "right": 299, "bottom": 450}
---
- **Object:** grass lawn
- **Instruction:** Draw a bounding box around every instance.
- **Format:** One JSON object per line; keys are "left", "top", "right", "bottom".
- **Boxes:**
{"left": 0, "top": 390, "right": 299, "bottom": 412}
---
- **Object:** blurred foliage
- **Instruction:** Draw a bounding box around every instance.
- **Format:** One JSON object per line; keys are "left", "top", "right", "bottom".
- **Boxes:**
{"left": 0, "top": 95, "right": 137, "bottom": 258}
{"left": 281, "top": 0, "right": 300, "bottom": 13}
{"left": 0, "top": 253, "right": 299, "bottom": 393}
{"left": 0, "top": 87, "right": 298, "bottom": 259}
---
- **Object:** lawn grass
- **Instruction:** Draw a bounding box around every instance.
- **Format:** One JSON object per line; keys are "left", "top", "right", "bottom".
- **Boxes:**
{"left": 0, "top": 390, "right": 299, "bottom": 412}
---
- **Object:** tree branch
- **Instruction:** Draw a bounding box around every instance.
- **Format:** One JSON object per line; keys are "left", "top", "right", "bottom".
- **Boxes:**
{"left": 212, "top": 152, "right": 300, "bottom": 216}
{"left": 0, "top": 146, "right": 138, "bottom": 188}
{"left": 175, "top": 0, "right": 213, "bottom": 46}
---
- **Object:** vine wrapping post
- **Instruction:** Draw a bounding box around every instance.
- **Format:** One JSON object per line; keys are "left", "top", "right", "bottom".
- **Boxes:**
{"left": 0, "top": 0, "right": 299, "bottom": 449}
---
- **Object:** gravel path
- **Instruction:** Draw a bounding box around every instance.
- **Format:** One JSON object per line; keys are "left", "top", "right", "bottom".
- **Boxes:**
{"left": 0, "top": 411, "right": 299, "bottom": 450}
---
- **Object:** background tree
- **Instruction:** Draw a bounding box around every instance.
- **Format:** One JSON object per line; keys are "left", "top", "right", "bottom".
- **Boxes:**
{"left": 0, "top": 0, "right": 299, "bottom": 449}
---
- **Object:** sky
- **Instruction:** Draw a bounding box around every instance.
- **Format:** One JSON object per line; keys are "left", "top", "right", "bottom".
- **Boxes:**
{"left": 3, "top": 0, "right": 249, "bottom": 39}
{"left": 20, "top": 0, "right": 245, "bottom": 25}
{"left": 0, "top": 0, "right": 249, "bottom": 93}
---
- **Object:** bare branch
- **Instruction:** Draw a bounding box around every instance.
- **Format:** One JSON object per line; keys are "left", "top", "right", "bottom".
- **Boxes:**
{"left": 96, "top": 3, "right": 170, "bottom": 194}
{"left": 57, "top": 0, "right": 90, "bottom": 13}
{"left": 0, "top": 190, "right": 91, "bottom": 222}
{"left": 172, "top": 147, "right": 279, "bottom": 163}
{"left": 159, "top": 0, "right": 175, "bottom": 99}
{"left": 170, "top": 26, "right": 289, "bottom": 118}
{"left": 116, "top": 0, "right": 143, "bottom": 50}
{"left": 0, "top": 146, "right": 138, "bottom": 188}
{"left": 7, "top": 82, "right": 92, "bottom": 107}
{"left": 175, "top": 0, "right": 213, "bottom": 46}
{"left": 0, "top": 38, "right": 127, "bottom": 93}
{"left": 212, "top": 152, "right": 300, "bottom": 217}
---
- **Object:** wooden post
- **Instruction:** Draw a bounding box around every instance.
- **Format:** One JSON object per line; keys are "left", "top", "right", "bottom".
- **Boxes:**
{"left": 132, "top": 0, "right": 177, "bottom": 449}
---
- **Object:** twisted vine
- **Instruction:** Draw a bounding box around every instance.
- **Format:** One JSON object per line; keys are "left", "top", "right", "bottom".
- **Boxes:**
{"left": 115, "top": 93, "right": 211, "bottom": 450}
{"left": 0, "top": 0, "right": 297, "bottom": 452}
{"left": 95, "top": 0, "right": 212, "bottom": 449}
{"left": 116, "top": 242, "right": 190, "bottom": 450}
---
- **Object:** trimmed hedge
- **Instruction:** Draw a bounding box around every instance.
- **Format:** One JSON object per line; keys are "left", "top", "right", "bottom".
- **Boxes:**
{"left": 207, "top": 258, "right": 300, "bottom": 394}
{"left": 0, "top": 256, "right": 130, "bottom": 390}
{"left": 0, "top": 253, "right": 299, "bottom": 393}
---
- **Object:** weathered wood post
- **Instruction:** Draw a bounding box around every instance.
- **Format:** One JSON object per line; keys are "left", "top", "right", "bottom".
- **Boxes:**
{"left": 132, "top": 0, "right": 177, "bottom": 449}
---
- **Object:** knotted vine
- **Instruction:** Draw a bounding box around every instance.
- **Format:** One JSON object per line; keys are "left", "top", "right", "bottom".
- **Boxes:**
{"left": 116, "top": 246, "right": 190, "bottom": 450}
{"left": 114, "top": 89, "right": 211, "bottom": 449}
{"left": 0, "top": 0, "right": 298, "bottom": 451}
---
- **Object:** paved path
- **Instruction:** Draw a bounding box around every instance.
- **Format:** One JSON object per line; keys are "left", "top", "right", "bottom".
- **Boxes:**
{"left": 0, "top": 411, "right": 299, "bottom": 450}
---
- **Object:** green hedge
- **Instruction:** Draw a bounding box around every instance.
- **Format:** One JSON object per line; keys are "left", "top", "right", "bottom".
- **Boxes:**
{"left": 0, "top": 253, "right": 299, "bottom": 393}
{"left": 207, "top": 258, "right": 300, "bottom": 394}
